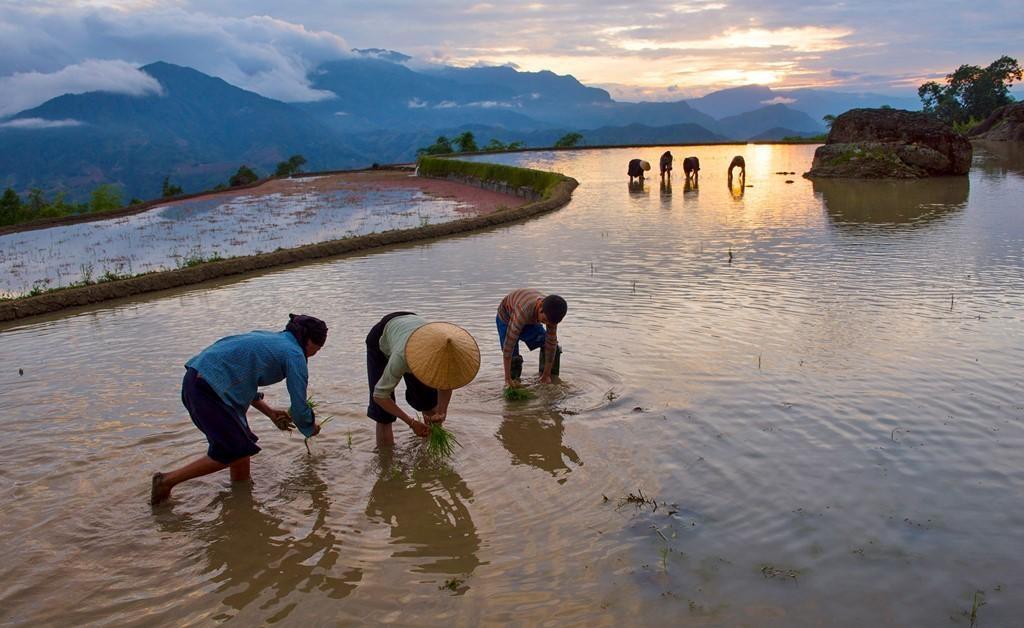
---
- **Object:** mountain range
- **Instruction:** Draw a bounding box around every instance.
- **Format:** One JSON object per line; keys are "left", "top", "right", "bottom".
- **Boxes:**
{"left": 0, "top": 54, "right": 921, "bottom": 201}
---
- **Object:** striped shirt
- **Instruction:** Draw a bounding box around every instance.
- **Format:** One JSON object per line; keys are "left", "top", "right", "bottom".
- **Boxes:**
{"left": 498, "top": 288, "right": 557, "bottom": 361}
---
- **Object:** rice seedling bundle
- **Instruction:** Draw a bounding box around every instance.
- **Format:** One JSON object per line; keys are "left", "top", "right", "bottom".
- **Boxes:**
{"left": 502, "top": 386, "right": 534, "bottom": 401}
{"left": 427, "top": 422, "right": 461, "bottom": 459}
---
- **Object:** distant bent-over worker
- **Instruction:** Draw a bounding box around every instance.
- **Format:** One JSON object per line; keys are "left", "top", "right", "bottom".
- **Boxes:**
{"left": 367, "top": 312, "right": 480, "bottom": 447}
{"left": 498, "top": 289, "right": 568, "bottom": 388}
{"left": 659, "top": 151, "right": 673, "bottom": 177}
{"left": 728, "top": 155, "right": 746, "bottom": 187}
{"left": 683, "top": 156, "right": 701, "bottom": 183}
{"left": 151, "top": 314, "right": 329, "bottom": 505}
{"left": 628, "top": 158, "right": 650, "bottom": 183}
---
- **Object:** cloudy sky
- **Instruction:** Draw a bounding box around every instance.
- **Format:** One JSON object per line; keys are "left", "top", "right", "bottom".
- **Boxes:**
{"left": 0, "top": 0, "right": 1021, "bottom": 115}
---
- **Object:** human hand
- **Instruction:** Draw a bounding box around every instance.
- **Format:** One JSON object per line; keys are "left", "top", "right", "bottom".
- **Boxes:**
{"left": 539, "top": 374, "right": 553, "bottom": 384}
{"left": 408, "top": 419, "right": 430, "bottom": 437}
{"left": 269, "top": 408, "right": 295, "bottom": 431}
{"left": 505, "top": 378, "right": 520, "bottom": 389}
{"left": 425, "top": 411, "right": 446, "bottom": 425}
{"left": 311, "top": 422, "right": 322, "bottom": 437}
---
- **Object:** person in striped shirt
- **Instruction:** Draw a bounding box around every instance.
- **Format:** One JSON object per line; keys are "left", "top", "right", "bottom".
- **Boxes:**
{"left": 497, "top": 289, "right": 568, "bottom": 388}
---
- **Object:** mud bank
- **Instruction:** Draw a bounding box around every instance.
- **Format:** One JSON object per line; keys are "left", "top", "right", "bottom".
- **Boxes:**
{"left": 0, "top": 176, "right": 577, "bottom": 322}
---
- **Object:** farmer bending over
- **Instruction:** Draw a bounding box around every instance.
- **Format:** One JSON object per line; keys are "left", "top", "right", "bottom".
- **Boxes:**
{"left": 367, "top": 313, "right": 480, "bottom": 447}
{"left": 498, "top": 289, "right": 568, "bottom": 388}
{"left": 628, "top": 158, "right": 650, "bottom": 183}
{"left": 151, "top": 314, "right": 328, "bottom": 505}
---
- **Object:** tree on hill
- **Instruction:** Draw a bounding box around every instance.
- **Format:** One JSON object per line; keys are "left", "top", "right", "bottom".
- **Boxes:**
{"left": 229, "top": 165, "right": 260, "bottom": 188}
{"left": 0, "top": 188, "right": 21, "bottom": 226}
{"left": 162, "top": 176, "right": 183, "bottom": 198}
{"left": 919, "top": 55, "right": 1022, "bottom": 125}
{"left": 554, "top": 132, "right": 583, "bottom": 148}
{"left": 89, "top": 184, "right": 122, "bottom": 213}
{"left": 823, "top": 114, "right": 836, "bottom": 130}
{"left": 275, "top": 154, "right": 307, "bottom": 177}
{"left": 418, "top": 136, "right": 454, "bottom": 155}
{"left": 26, "top": 188, "right": 45, "bottom": 216}
{"left": 453, "top": 131, "right": 478, "bottom": 153}
{"left": 484, "top": 139, "right": 525, "bottom": 151}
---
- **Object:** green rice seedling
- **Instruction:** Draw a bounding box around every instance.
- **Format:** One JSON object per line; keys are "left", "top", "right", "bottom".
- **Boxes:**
{"left": 304, "top": 415, "right": 334, "bottom": 455}
{"left": 427, "top": 422, "right": 461, "bottom": 459}
{"left": 502, "top": 386, "right": 534, "bottom": 401}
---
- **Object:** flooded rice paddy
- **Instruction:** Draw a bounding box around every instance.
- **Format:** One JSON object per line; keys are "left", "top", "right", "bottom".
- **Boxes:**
{"left": 0, "top": 171, "right": 517, "bottom": 298}
{"left": 1, "top": 144, "right": 1022, "bottom": 626}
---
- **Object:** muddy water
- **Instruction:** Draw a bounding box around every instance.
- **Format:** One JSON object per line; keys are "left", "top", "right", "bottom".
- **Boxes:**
{"left": 1, "top": 144, "right": 1022, "bottom": 626}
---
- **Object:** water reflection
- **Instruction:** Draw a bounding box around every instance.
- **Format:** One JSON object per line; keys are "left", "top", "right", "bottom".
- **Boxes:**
{"left": 627, "top": 181, "right": 648, "bottom": 195}
{"left": 973, "top": 140, "right": 1024, "bottom": 178}
{"left": 496, "top": 407, "right": 581, "bottom": 482}
{"left": 659, "top": 178, "right": 672, "bottom": 196}
{"left": 157, "top": 466, "right": 362, "bottom": 621}
{"left": 365, "top": 452, "right": 481, "bottom": 580}
{"left": 814, "top": 177, "right": 968, "bottom": 230}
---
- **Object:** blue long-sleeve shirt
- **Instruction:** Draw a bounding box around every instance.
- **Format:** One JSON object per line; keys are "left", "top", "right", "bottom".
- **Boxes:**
{"left": 185, "top": 330, "right": 316, "bottom": 437}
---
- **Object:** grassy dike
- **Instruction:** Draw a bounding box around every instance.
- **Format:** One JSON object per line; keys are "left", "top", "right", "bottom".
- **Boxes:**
{"left": 0, "top": 158, "right": 577, "bottom": 322}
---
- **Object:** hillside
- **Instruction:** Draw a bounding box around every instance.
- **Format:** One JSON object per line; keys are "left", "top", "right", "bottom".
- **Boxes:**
{"left": 0, "top": 62, "right": 363, "bottom": 199}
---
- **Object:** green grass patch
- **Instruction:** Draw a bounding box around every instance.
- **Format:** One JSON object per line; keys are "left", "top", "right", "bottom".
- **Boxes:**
{"left": 417, "top": 156, "right": 567, "bottom": 199}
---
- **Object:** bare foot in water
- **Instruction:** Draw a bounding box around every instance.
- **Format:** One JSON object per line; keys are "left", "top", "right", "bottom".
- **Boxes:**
{"left": 151, "top": 472, "right": 171, "bottom": 505}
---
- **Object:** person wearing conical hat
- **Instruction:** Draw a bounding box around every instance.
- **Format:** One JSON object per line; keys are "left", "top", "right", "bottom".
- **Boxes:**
{"left": 628, "top": 158, "right": 650, "bottom": 184}
{"left": 366, "top": 312, "right": 480, "bottom": 447}
{"left": 151, "top": 314, "right": 329, "bottom": 505}
{"left": 497, "top": 289, "right": 567, "bottom": 389}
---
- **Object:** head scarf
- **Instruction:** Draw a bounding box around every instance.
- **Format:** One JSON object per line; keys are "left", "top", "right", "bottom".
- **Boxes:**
{"left": 286, "top": 314, "right": 328, "bottom": 347}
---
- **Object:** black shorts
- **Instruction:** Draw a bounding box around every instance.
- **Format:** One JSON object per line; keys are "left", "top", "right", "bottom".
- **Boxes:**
{"left": 365, "top": 312, "right": 439, "bottom": 424}
{"left": 181, "top": 367, "right": 260, "bottom": 464}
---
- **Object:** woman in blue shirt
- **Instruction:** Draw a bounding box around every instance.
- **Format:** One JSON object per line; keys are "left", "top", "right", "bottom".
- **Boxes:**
{"left": 151, "top": 314, "right": 328, "bottom": 505}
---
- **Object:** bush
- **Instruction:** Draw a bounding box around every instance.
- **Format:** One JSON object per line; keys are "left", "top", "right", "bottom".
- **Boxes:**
{"left": 161, "top": 176, "right": 183, "bottom": 198}
{"left": 416, "top": 156, "right": 567, "bottom": 199}
{"left": 274, "top": 154, "right": 307, "bottom": 177}
{"left": 89, "top": 184, "right": 123, "bottom": 213}
{"left": 554, "top": 132, "right": 583, "bottom": 148}
{"left": 418, "top": 135, "right": 454, "bottom": 155}
{"left": 229, "top": 165, "right": 260, "bottom": 187}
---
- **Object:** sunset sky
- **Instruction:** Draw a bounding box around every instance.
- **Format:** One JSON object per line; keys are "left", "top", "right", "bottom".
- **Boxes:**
{"left": 0, "top": 0, "right": 1021, "bottom": 115}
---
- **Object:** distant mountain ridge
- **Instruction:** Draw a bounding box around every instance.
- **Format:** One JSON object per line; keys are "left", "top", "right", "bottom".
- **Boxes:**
{"left": 0, "top": 56, "right": 921, "bottom": 200}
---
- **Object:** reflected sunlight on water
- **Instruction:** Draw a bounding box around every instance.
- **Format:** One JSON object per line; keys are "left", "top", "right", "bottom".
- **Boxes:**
{"left": 1, "top": 144, "right": 1023, "bottom": 626}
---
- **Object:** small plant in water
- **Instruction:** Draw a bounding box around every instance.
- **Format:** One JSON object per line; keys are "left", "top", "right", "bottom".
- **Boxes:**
{"left": 968, "top": 590, "right": 985, "bottom": 628}
{"left": 427, "top": 422, "right": 461, "bottom": 459}
{"left": 439, "top": 577, "right": 465, "bottom": 592}
{"left": 503, "top": 386, "right": 534, "bottom": 401}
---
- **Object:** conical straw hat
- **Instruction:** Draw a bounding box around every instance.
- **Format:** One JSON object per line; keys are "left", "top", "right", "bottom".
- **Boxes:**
{"left": 641, "top": 160, "right": 651, "bottom": 171}
{"left": 406, "top": 322, "right": 481, "bottom": 390}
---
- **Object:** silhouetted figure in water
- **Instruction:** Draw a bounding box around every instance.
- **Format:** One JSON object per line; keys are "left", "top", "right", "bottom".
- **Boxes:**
{"left": 683, "top": 156, "right": 700, "bottom": 184}
{"left": 628, "top": 158, "right": 650, "bottom": 183}
{"left": 659, "top": 151, "right": 673, "bottom": 179}
{"left": 728, "top": 155, "right": 746, "bottom": 188}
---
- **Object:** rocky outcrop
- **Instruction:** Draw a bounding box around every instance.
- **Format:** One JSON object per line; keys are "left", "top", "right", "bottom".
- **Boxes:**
{"left": 805, "top": 108, "right": 972, "bottom": 178}
{"left": 969, "top": 102, "right": 1024, "bottom": 141}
